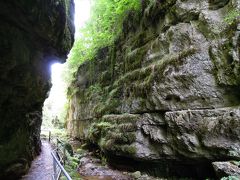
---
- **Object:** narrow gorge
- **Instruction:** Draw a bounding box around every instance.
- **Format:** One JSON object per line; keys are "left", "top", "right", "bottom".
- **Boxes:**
{"left": 0, "top": 0, "right": 239, "bottom": 179}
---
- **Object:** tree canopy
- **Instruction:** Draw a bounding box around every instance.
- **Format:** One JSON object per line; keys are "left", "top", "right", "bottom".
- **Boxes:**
{"left": 63, "top": 0, "right": 141, "bottom": 84}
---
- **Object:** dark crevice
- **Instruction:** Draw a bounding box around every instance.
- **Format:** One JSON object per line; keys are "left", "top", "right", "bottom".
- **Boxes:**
{"left": 131, "top": 110, "right": 169, "bottom": 115}
{"left": 223, "top": 86, "right": 240, "bottom": 106}
{"left": 165, "top": 94, "right": 181, "bottom": 102}
{"left": 106, "top": 154, "right": 216, "bottom": 179}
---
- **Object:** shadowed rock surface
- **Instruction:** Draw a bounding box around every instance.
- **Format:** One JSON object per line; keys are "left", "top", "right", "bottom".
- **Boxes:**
{"left": 67, "top": 0, "right": 240, "bottom": 179}
{"left": 0, "top": 0, "right": 74, "bottom": 178}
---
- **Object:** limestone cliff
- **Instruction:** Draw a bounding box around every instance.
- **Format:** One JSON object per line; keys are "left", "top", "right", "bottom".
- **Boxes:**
{"left": 67, "top": 0, "right": 240, "bottom": 178}
{"left": 0, "top": 0, "right": 74, "bottom": 178}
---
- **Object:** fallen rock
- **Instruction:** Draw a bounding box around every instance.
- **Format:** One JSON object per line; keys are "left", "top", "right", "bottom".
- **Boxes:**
{"left": 212, "top": 161, "right": 240, "bottom": 178}
{"left": 132, "top": 171, "right": 141, "bottom": 179}
{"left": 78, "top": 155, "right": 131, "bottom": 180}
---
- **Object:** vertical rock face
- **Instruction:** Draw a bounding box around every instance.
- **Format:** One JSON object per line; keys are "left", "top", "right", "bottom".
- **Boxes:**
{"left": 67, "top": 0, "right": 240, "bottom": 178}
{"left": 0, "top": 0, "right": 74, "bottom": 178}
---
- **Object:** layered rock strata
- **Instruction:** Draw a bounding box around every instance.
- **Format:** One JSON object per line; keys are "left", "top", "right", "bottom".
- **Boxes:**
{"left": 67, "top": 0, "right": 240, "bottom": 178}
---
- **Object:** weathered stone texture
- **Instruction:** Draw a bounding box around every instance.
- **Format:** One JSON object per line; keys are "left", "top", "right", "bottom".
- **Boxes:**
{"left": 212, "top": 161, "right": 240, "bottom": 178}
{"left": 0, "top": 0, "right": 74, "bottom": 178}
{"left": 67, "top": 0, "right": 240, "bottom": 178}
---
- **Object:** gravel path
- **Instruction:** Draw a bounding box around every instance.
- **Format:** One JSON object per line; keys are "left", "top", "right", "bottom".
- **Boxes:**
{"left": 21, "top": 141, "right": 54, "bottom": 180}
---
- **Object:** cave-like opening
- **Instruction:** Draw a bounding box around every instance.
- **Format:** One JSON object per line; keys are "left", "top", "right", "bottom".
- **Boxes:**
{"left": 41, "top": 0, "right": 91, "bottom": 136}
{"left": 41, "top": 63, "right": 67, "bottom": 133}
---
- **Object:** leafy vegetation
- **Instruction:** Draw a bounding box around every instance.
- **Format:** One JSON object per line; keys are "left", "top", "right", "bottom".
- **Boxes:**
{"left": 221, "top": 176, "right": 240, "bottom": 180}
{"left": 63, "top": 0, "right": 141, "bottom": 84}
{"left": 42, "top": 98, "right": 68, "bottom": 130}
{"left": 224, "top": 9, "right": 240, "bottom": 24}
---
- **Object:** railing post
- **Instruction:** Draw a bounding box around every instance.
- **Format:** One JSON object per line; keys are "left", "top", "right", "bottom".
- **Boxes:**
{"left": 51, "top": 152, "right": 72, "bottom": 180}
{"left": 49, "top": 131, "right": 51, "bottom": 142}
{"left": 63, "top": 148, "right": 66, "bottom": 165}
{"left": 53, "top": 154, "right": 56, "bottom": 179}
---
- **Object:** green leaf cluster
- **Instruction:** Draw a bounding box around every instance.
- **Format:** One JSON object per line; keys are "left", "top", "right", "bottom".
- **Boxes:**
{"left": 224, "top": 9, "right": 240, "bottom": 24}
{"left": 63, "top": 0, "right": 141, "bottom": 85}
{"left": 221, "top": 176, "right": 239, "bottom": 180}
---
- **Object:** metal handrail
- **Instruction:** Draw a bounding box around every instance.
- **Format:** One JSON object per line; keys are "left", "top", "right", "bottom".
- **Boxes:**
{"left": 41, "top": 130, "right": 72, "bottom": 180}
{"left": 51, "top": 151, "right": 72, "bottom": 180}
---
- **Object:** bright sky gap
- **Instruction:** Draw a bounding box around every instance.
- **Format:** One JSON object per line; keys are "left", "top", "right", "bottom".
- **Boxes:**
{"left": 44, "top": 0, "right": 91, "bottom": 125}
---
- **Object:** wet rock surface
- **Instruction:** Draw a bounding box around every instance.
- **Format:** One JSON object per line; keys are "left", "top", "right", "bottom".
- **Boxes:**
{"left": 0, "top": 0, "right": 74, "bottom": 178}
{"left": 67, "top": 0, "right": 240, "bottom": 178}
{"left": 21, "top": 141, "right": 54, "bottom": 180}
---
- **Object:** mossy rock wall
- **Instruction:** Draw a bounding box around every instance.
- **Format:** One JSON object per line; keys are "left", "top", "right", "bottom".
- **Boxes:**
{"left": 0, "top": 0, "right": 74, "bottom": 178}
{"left": 67, "top": 0, "right": 240, "bottom": 178}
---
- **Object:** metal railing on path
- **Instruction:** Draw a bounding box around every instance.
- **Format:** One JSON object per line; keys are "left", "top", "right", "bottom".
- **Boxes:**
{"left": 51, "top": 151, "right": 72, "bottom": 180}
{"left": 41, "top": 129, "right": 72, "bottom": 180}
